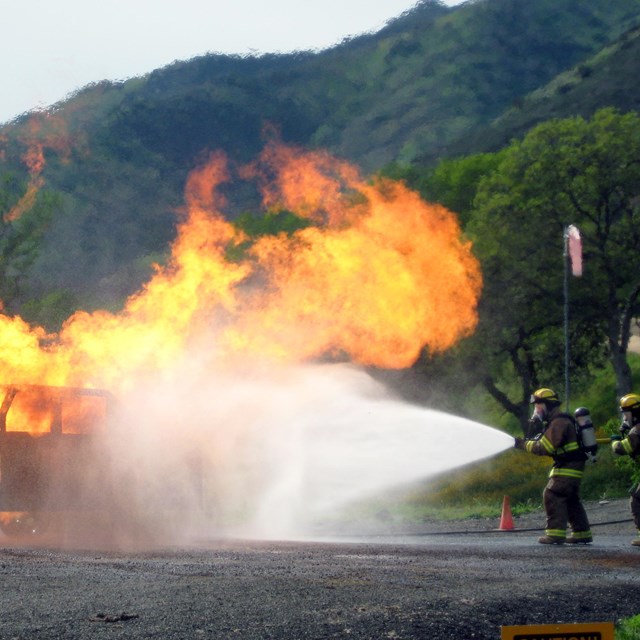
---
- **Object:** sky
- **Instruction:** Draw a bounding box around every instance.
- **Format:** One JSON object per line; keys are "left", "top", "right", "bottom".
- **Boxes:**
{"left": 0, "top": 0, "right": 464, "bottom": 126}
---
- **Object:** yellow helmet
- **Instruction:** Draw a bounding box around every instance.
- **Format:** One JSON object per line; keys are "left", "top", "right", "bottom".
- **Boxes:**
{"left": 620, "top": 393, "right": 640, "bottom": 412}
{"left": 530, "top": 388, "right": 560, "bottom": 404}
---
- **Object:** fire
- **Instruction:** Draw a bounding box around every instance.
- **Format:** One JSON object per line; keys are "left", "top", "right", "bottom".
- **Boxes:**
{"left": 3, "top": 112, "right": 74, "bottom": 222}
{"left": 228, "top": 142, "right": 481, "bottom": 366}
{"left": 4, "top": 143, "right": 45, "bottom": 222}
{"left": 4, "top": 177, "right": 44, "bottom": 222}
{"left": 0, "top": 142, "right": 482, "bottom": 403}
{"left": 22, "top": 143, "right": 46, "bottom": 175}
{"left": 1, "top": 386, "right": 106, "bottom": 435}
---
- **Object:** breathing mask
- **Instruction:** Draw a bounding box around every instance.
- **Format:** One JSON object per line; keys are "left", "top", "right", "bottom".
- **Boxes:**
{"left": 621, "top": 411, "right": 634, "bottom": 435}
{"left": 532, "top": 402, "right": 548, "bottom": 422}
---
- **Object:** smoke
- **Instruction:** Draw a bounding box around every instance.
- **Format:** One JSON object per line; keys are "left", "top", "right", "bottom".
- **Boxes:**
{"left": 91, "top": 353, "right": 512, "bottom": 544}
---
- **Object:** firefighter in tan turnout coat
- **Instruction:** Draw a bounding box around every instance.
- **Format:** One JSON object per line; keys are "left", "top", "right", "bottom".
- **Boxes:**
{"left": 514, "top": 388, "right": 593, "bottom": 545}
{"left": 610, "top": 393, "right": 640, "bottom": 547}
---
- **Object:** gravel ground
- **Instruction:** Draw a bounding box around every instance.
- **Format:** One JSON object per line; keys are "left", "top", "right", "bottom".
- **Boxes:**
{"left": 0, "top": 498, "right": 639, "bottom": 640}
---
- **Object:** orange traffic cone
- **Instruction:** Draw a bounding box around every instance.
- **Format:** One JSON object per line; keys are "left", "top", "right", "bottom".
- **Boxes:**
{"left": 498, "top": 495, "right": 514, "bottom": 531}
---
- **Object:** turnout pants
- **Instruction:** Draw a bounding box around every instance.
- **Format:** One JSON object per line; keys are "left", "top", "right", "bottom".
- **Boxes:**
{"left": 543, "top": 475, "right": 591, "bottom": 539}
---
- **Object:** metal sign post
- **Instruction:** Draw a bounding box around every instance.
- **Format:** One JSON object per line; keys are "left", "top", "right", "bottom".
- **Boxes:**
{"left": 563, "top": 226, "right": 570, "bottom": 412}
{"left": 563, "top": 224, "right": 583, "bottom": 413}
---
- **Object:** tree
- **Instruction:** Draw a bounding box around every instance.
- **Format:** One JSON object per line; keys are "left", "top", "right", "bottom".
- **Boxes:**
{"left": 466, "top": 108, "right": 640, "bottom": 425}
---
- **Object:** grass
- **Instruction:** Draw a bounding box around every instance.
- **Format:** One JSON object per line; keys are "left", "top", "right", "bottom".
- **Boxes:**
{"left": 617, "top": 615, "right": 640, "bottom": 640}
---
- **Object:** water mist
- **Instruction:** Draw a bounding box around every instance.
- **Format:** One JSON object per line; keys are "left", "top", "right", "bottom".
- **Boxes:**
{"left": 100, "top": 359, "right": 512, "bottom": 543}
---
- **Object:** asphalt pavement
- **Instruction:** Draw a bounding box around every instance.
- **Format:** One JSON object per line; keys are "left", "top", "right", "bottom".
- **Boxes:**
{"left": 0, "top": 498, "right": 638, "bottom": 639}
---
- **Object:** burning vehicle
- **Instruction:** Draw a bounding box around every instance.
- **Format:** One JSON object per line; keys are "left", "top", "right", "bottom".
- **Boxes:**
{"left": 0, "top": 384, "right": 114, "bottom": 536}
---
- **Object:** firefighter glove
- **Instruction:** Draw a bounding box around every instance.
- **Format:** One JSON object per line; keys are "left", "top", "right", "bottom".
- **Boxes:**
{"left": 514, "top": 437, "right": 525, "bottom": 449}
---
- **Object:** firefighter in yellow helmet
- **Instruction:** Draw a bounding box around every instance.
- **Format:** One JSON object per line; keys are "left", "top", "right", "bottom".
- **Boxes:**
{"left": 610, "top": 393, "right": 640, "bottom": 547}
{"left": 514, "top": 388, "right": 592, "bottom": 544}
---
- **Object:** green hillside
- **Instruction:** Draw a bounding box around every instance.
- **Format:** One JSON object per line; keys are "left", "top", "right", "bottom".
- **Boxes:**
{"left": 428, "top": 21, "right": 640, "bottom": 161}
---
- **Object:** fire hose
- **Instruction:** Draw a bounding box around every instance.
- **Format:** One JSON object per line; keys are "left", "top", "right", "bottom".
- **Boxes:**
{"left": 344, "top": 515, "right": 634, "bottom": 539}
{"left": 403, "top": 517, "right": 635, "bottom": 536}
{"left": 359, "top": 516, "right": 634, "bottom": 538}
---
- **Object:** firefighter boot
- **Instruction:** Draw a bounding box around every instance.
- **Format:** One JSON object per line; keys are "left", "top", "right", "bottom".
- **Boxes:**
{"left": 631, "top": 539, "right": 640, "bottom": 547}
{"left": 538, "top": 535, "right": 565, "bottom": 545}
{"left": 566, "top": 530, "right": 593, "bottom": 544}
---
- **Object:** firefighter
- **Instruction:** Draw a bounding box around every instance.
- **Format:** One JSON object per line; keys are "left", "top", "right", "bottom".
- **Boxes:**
{"left": 610, "top": 392, "right": 640, "bottom": 547}
{"left": 514, "top": 387, "right": 593, "bottom": 545}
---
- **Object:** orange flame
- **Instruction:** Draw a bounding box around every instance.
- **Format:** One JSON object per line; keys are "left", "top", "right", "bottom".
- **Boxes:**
{"left": 0, "top": 143, "right": 482, "bottom": 404}
{"left": 22, "top": 143, "right": 45, "bottom": 175}
{"left": 4, "top": 177, "right": 44, "bottom": 222}
{"left": 4, "top": 144, "right": 45, "bottom": 222}
{"left": 4, "top": 112, "right": 74, "bottom": 222}
{"left": 21, "top": 112, "right": 73, "bottom": 161}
